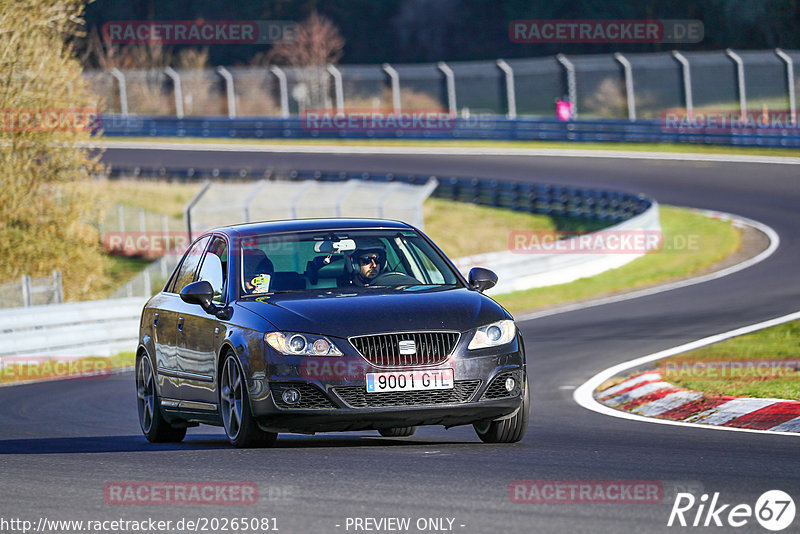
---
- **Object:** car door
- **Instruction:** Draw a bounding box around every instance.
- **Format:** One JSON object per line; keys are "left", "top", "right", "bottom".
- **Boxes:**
{"left": 175, "top": 235, "right": 229, "bottom": 407}
{"left": 155, "top": 235, "right": 210, "bottom": 403}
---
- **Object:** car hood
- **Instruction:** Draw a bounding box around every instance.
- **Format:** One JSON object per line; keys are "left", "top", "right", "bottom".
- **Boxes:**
{"left": 237, "top": 286, "right": 509, "bottom": 337}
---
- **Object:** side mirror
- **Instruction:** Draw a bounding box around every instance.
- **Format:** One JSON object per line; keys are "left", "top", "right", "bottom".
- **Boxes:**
{"left": 468, "top": 267, "right": 498, "bottom": 293}
{"left": 180, "top": 280, "right": 216, "bottom": 313}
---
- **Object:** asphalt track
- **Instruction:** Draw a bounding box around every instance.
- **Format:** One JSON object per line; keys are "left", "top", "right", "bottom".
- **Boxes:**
{"left": 2, "top": 146, "right": 799, "bottom": 534}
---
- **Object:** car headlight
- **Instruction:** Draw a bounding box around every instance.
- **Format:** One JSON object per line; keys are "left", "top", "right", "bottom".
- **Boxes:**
{"left": 265, "top": 332, "right": 343, "bottom": 356}
{"left": 467, "top": 319, "right": 516, "bottom": 350}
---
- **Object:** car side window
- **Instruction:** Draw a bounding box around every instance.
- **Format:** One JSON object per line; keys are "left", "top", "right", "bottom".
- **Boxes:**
{"left": 171, "top": 236, "right": 211, "bottom": 293}
{"left": 197, "top": 236, "right": 228, "bottom": 303}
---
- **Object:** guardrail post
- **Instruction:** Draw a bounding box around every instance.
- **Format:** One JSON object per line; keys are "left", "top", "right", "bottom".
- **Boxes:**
{"left": 184, "top": 180, "right": 212, "bottom": 242}
{"left": 556, "top": 54, "right": 577, "bottom": 118}
{"left": 726, "top": 49, "right": 747, "bottom": 116}
{"left": 327, "top": 64, "right": 345, "bottom": 114}
{"left": 216, "top": 66, "right": 237, "bottom": 119}
{"left": 269, "top": 66, "right": 290, "bottom": 118}
{"left": 109, "top": 68, "right": 129, "bottom": 117}
{"left": 437, "top": 61, "right": 457, "bottom": 115}
{"left": 117, "top": 204, "right": 125, "bottom": 232}
{"left": 21, "top": 275, "right": 31, "bottom": 307}
{"left": 775, "top": 49, "right": 797, "bottom": 125}
{"left": 496, "top": 59, "right": 517, "bottom": 119}
{"left": 614, "top": 53, "right": 636, "bottom": 121}
{"left": 52, "top": 271, "right": 63, "bottom": 304}
{"left": 672, "top": 51, "right": 694, "bottom": 118}
{"left": 382, "top": 63, "right": 401, "bottom": 114}
{"left": 164, "top": 67, "right": 185, "bottom": 119}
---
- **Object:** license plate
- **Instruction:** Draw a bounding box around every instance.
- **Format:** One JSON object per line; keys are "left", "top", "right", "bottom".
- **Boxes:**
{"left": 366, "top": 369, "right": 454, "bottom": 393}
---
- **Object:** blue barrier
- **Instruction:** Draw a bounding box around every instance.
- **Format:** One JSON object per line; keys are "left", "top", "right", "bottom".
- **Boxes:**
{"left": 99, "top": 115, "right": 800, "bottom": 148}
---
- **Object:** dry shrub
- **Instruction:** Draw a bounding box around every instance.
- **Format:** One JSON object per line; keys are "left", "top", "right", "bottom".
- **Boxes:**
{"left": 582, "top": 77, "right": 627, "bottom": 118}
{"left": 0, "top": 0, "right": 106, "bottom": 301}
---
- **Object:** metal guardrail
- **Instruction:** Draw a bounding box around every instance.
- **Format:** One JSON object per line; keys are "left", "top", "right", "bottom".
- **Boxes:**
{"left": 99, "top": 115, "right": 800, "bottom": 147}
{"left": 109, "top": 168, "right": 652, "bottom": 224}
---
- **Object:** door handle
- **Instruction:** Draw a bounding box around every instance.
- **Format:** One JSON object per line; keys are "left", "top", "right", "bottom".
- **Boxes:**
{"left": 153, "top": 313, "right": 159, "bottom": 327}
{"left": 177, "top": 317, "right": 185, "bottom": 331}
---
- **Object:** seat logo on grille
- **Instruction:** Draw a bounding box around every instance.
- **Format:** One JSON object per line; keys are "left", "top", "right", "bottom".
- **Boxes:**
{"left": 398, "top": 340, "right": 417, "bottom": 355}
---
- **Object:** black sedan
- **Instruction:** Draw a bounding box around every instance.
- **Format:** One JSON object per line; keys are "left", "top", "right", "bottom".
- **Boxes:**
{"left": 136, "top": 219, "right": 529, "bottom": 447}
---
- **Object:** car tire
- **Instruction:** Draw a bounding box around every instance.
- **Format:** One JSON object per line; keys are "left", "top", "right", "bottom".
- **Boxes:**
{"left": 378, "top": 426, "right": 418, "bottom": 437}
{"left": 219, "top": 352, "right": 278, "bottom": 448}
{"left": 136, "top": 354, "right": 187, "bottom": 443}
{"left": 473, "top": 377, "right": 530, "bottom": 444}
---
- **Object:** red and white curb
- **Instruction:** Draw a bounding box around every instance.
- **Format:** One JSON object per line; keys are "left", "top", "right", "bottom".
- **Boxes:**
{"left": 597, "top": 370, "right": 800, "bottom": 433}
{"left": 574, "top": 310, "right": 800, "bottom": 436}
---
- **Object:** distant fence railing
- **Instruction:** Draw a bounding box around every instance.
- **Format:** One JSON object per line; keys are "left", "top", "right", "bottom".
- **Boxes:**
{"left": 85, "top": 49, "right": 800, "bottom": 122}
{"left": 100, "top": 115, "right": 800, "bottom": 147}
{"left": 0, "top": 271, "right": 63, "bottom": 308}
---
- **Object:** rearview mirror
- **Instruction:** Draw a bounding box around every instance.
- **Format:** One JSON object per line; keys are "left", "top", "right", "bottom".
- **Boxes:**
{"left": 468, "top": 267, "right": 498, "bottom": 293}
{"left": 180, "top": 280, "right": 215, "bottom": 313}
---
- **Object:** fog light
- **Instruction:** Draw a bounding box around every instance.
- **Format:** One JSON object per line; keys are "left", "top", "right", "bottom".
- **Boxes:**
{"left": 282, "top": 388, "right": 301, "bottom": 405}
{"left": 504, "top": 377, "right": 516, "bottom": 392}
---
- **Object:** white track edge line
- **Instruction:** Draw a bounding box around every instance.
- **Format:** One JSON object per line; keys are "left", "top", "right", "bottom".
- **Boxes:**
{"left": 573, "top": 310, "right": 800, "bottom": 437}
{"left": 97, "top": 141, "right": 800, "bottom": 165}
{"left": 514, "top": 209, "right": 780, "bottom": 322}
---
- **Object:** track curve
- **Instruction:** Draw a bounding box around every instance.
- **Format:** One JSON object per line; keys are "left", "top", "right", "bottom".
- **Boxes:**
{"left": 2, "top": 146, "right": 798, "bottom": 534}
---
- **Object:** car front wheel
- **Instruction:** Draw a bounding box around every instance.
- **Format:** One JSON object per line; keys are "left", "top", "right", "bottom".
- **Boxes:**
{"left": 136, "top": 354, "right": 186, "bottom": 443}
{"left": 474, "top": 377, "right": 530, "bottom": 443}
{"left": 219, "top": 352, "right": 278, "bottom": 448}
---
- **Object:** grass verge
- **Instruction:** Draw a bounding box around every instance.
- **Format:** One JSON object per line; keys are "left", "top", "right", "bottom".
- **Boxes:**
{"left": 654, "top": 321, "right": 800, "bottom": 400}
{"left": 495, "top": 205, "right": 741, "bottom": 312}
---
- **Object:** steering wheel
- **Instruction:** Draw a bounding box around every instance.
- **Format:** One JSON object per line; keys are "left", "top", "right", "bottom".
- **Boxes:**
{"left": 370, "top": 271, "right": 420, "bottom": 285}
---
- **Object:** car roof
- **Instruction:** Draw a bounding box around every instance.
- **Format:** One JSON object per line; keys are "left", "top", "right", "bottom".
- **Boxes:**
{"left": 209, "top": 218, "right": 415, "bottom": 238}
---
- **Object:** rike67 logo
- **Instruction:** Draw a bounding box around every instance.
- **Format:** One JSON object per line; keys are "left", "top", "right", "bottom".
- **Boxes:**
{"left": 668, "top": 490, "right": 796, "bottom": 531}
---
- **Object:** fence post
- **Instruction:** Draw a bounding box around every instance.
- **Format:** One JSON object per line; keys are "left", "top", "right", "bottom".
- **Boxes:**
{"left": 183, "top": 180, "right": 212, "bottom": 242}
{"left": 164, "top": 67, "right": 185, "bottom": 119}
{"left": 216, "top": 66, "right": 237, "bottom": 119}
{"left": 614, "top": 53, "right": 636, "bottom": 121}
{"left": 496, "top": 59, "right": 517, "bottom": 119}
{"left": 21, "top": 275, "right": 31, "bottom": 307}
{"left": 725, "top": 49, "right": 747, "bottom": 116}
{"left": 143, "top": 269, "right": 151, "bottom": 297}
{"left": 382, "top": 63, "right": 401, "bottom": 113}
{"left": 269, "top": 66, "right": 290, "bottom": 118}
{"left": 672, "top": 51, "right": 693, "bottom": 118}
{"left": 52, "top": 271, "right": 63, "bottom": 304}
{"left": 109, "top": 68, "right": 129, "bottom": 117}
{"left": 117, "top": 204, "right": 125, "bottom": 232}
{"left": 556, "top": 54, "right": 577, "bottom": 118}
{"left": 327, "top": 65, "right": 345, "bottom": 114}
{"left": 775, "top": 49, "right": 796, "bottom": 125}
{"left": 161, "top": 214, "right": 170, "bottom": 254}
{"left": 437, "top": 62, "right": 457, "bottom": 116}
{"left": 139, "top": 208, "right": 146, "bottom": 233}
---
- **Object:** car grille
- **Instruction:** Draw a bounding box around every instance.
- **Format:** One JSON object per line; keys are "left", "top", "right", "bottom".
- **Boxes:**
{"left": 333, "top": 380, "right": 480, "bottom": 408}
{"left": 270, "top": 383, "right": 336, "bottom": 409}
{"left": 349, "top": 331, "right": 460, "bottom": 367}
{"left": 481, "top": 371, "right": 524, "bottom": 400}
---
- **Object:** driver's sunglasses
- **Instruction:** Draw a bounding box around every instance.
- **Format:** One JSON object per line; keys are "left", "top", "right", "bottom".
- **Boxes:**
{"left": 358, "top": 253, "right": 381, "bottom": 266}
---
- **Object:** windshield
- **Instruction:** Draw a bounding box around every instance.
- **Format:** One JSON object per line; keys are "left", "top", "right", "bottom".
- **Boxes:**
{"left": 238, "top": 229, "right": 461, "bottom": 295}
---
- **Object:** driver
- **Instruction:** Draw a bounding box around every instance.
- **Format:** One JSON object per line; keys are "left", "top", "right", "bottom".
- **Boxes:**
{"left": 349, "top": 238, "right": 387, "bottom": 286}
